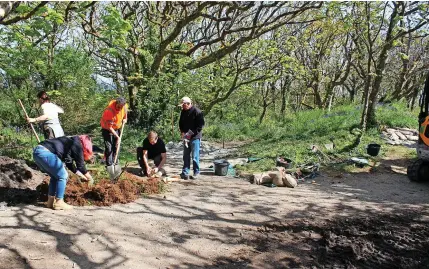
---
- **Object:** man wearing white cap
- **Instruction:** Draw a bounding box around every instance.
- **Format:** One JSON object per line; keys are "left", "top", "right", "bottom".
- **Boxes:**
{"left": 179, "top": 96, "right": 205, "bottom": 180}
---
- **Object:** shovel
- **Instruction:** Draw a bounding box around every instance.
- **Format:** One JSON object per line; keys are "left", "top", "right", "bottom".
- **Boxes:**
{"left": 107, "top": 122, "right": 125, "bottom": 181}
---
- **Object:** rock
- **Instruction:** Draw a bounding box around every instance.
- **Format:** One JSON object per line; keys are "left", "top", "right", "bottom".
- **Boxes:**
{"left": 166, "top": 141, "right": 174, "bottom": 149}
{"left": 397, "top": 127, "right": 417, "bottom": 134}
{"left": 398, "top": 130, "right": 414, "bottom": 136}
{"left": 395, "top": 132, "right": 407, "bottom": 141}
{"left": 407, "top": 135, "right": 419, "bottom": 141}
{"left": 283, "top": 174, "right": 298, "bottom": 188}
{"left": 389, "top": 132, "right": 400, "bottom": 141}
{"left": 386, "top": 140, "right": 400, "bottom": 145}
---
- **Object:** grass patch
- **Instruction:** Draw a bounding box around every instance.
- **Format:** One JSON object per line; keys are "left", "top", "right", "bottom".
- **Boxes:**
{"left": 233, "top": 103, "right": 416, "bottom": 173}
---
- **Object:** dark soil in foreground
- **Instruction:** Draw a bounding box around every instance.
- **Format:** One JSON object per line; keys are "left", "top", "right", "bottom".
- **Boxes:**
{"left": 237, "top": 213, "right": 429, "bottom": 269}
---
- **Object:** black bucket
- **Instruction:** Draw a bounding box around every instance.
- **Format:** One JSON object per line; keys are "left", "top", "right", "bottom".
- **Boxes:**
{"left": 367, "top": 144, "right": 381, "bottom": 157}
{"left": 276, "top": 157, "right": 293, "bottom": 169}
{"left": 214, "top": 160, "right": 229, "bottom": 176}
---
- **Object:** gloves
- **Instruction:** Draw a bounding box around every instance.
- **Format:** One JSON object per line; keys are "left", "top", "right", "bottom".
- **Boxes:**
{"left": 183, "top": 130, "right": 194, "bottom": 148}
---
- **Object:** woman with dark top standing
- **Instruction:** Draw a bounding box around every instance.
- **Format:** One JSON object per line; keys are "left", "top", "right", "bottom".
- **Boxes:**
{"left": 27, "top": 91, "right": 65, "bottom": 139}
{"left": 33, "top": 135, "right": 93, "bottom": 210}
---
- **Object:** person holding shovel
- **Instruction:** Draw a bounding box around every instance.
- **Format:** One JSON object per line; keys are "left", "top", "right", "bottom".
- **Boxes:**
{"left": 137, "top": 131, "right": 167, "bottom": 177}
{"left": 100, "top": 97, "right": 128, "bottom": 169}
{"left": 33, "top": 135, "right": 94, "bottom": 210}
{"left": 179, "top": 96, "right": 205, "bottom": 180}
{"left": 26, "top": 91, "right": 65, "bottom": 139}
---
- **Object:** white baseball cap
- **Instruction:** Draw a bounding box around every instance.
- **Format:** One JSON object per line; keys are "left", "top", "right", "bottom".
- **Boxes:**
{"left": 181, "top": 96, "right": 192, "bottom": 104}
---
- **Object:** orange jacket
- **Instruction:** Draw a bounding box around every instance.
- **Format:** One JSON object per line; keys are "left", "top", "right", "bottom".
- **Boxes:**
{"left": 100, "top": 100, "right": 128, "bottom": 130}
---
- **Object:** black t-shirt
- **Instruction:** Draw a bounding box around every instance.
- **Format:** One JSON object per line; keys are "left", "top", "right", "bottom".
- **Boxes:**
{"left": 142, "top": 137, "right": 166, "bottom": 159}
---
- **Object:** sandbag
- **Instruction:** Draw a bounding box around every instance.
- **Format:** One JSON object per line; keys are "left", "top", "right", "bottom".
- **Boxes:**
{"left": 252, "top": 173, "right": 272, "bottom": 185}
{"left": 283, "top": 174, "right": 297, "bottom": 188}
{"left": 269, "top": 171, "right": 285, "bottom": 187}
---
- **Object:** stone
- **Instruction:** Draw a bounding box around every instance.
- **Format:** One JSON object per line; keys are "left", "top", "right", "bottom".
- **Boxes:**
{"left": 397, "top": 127, "right": 417, "bottom": 134}
{"left": 166, "top": 141, "right": 174, "bottom": 149}
{"left": 407, "top": 135, "right": 419, "bottom": 141}
{"left": 399, "top": 130, "right": 414, "bottom": 136}
{"left": 395, "top": 131, "right": 407, "bottom": 141}
{"left": 389, "top": 132, "right": 400, "bottom": 141}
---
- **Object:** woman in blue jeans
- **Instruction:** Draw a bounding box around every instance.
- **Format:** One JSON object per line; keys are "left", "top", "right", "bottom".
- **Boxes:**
{"left": 33, "top": 135, "right": 93, "bottom": 210}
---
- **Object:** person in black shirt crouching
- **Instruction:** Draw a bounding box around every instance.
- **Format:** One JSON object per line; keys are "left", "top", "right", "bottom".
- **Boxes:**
{"left": 136, "top": 131, "right": 167, "bottom": 176}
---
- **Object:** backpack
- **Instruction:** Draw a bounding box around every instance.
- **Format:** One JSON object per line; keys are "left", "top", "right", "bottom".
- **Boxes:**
{"left": 79, "top": 135, "right": 93, "bottom": 161}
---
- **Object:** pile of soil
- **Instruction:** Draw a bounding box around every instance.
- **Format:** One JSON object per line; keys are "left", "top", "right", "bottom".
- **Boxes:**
{"left": 0, "top": 156, "right": 164, "bottom": 206}
{"left": 38, "top": 172, "right": 164, "bottom": 206}
{"left": 0, "top": 156, "right": 44, "bottom": 189}
{"left": 247, "top": 213, "right": 429, "bottom": 268}
{"left": 63, "top": 172, "right": 163, "bottom": 206}
{"left": 0, "top": 156, "right": 45, "bottom": 205}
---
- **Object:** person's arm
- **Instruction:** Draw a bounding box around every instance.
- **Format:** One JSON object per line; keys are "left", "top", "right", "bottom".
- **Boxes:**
{"left": 156, "top": 140, "right": 167, "bottom": 170}
{"left": 122, "top": 104, "right": 128, "bottom": 123}
{"left": 142, "top": 150, "right": 150, "bottom": 172}
{"left": 70, "top": 139, "right": 88, "bottom": 175}
{"left": 27, "top": 114, "right": 49, "bottom": 123}
{"left": 109, "top": 126, "right": 120, "bottom": 139}
{"left": 157, "top": 153, "right": 167, "bottom": 169}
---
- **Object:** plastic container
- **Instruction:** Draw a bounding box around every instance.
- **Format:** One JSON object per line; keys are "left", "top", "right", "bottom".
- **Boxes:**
{"left": 367, "top": 143, "right": 381, "bottom": 157}
{"left": 276, "top": 157, "right": 293, "bottom": 169}
{"left": 214, "top": 160, "right": 229, "bottom": 176}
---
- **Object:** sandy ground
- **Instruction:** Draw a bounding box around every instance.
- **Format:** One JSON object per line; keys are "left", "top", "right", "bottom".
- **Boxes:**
{"left": 1, "top": 147, "right": 429, "bottom": 269}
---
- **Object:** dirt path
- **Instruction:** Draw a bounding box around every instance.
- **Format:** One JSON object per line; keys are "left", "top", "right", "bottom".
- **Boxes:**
{"left": 1, "top": 148, "right": 429, "bottom": 268}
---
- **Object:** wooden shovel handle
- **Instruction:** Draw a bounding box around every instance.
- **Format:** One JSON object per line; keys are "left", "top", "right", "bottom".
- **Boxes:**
{"left": 113, "top": 121, "right": 125, "bottom": 164}
{"left": 18, "top": 99, "right": 40, "bottom": 143}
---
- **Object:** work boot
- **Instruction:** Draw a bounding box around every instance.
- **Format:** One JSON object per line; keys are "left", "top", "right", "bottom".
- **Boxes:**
{"left": 53, "top": 199, "right": 73, "bottom": 210}
{"left": 47, "top": 195, "right": 55, "bottom": 209}
{"left": 180, "top": 173, "right": 190, "bottom": 180}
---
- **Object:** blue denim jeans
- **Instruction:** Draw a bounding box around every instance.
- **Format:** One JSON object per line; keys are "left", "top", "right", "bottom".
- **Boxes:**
{"left": 33, "top": 145, "right": 69, "bottom": 199}
{"left": 182, "top": 139, "right": 200, "bottom": 176}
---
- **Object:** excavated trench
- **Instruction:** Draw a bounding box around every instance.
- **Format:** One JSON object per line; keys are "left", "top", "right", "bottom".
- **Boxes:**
{"left": 251, "top": 213, "right": 429, "bottom": 269}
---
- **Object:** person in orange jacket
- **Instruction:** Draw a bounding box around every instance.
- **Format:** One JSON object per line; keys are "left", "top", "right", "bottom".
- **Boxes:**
{"left": 100, "top": 97, "right": 128, "bottom": 166}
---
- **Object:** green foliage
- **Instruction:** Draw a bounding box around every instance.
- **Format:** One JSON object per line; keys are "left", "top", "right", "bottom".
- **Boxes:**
{"left": 206, "top": 103, "right": 414, "bottom": 173}
{"left": 0, "top": 127, "right": 39, "bottom": 162}
{"left": 376, "top": 102, "right": 417, "bottom": 128}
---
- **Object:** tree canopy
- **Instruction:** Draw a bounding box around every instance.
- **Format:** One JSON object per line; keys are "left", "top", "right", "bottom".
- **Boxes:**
{"left": 1, "top": 1, "right": 428, "bottom": 135}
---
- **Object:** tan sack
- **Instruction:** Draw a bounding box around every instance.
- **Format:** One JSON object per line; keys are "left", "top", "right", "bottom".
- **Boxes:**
{"left": 283, "top": 174, "right": 298, "bottom": 188}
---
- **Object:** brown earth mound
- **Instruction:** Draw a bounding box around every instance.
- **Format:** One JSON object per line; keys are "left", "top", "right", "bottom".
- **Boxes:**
{"left": 63, "top": 172, "right": 163, "bottom": 206}
{"left": 0, "top": 156, "right": 45, "bottom": 205}
{"left": 0, "top": 156, "right": 44, "bottom": 189}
